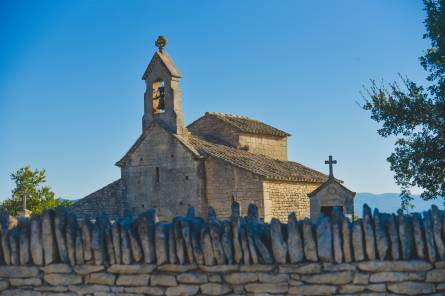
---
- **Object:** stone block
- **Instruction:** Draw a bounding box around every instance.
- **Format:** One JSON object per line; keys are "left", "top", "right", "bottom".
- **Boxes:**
{"left": 73, "top": 264, "right": 105, "bottom": 275}
{"left": 352, "top": 272, "right": 369, "bottom": 285}
{"left": 258, "top": 273, "right": 289, "bottom": 283}
{"left": 339, "top": 284, "right": 365, "bottom": 294}
{"left": 200, "top": 265, "right": 239, "bottom": 272}
{"left": 44, "top": 273, "right": 82, "bottom": 285}
{"left": 107, "top": 264, "right": 156, "bottom": 274}
{"left": 124, "top": 286, "right": 165, "bottom": 295}
{"left": 224, "top": 272, "right": 258, "bottom": 285}
{"left": 0, "top": 280, "right": 8, "bottom": 291}
{"left": 239, "top": 264, "right": 273, "bottom": 272}
{"left": 9, "top": 277, "right": 42, "bottom": 287}
{"left": 40, "top": 264, "right": 72, "bottom": 274}
{"left": 151, "top": 274, "right": 178, "bottom": 286}
{"left": 288, "top": 284, "right": 337, "bottom": 295}
{"left": 426, "top": 269, "right": 445, "bottom": 282}
{"left": 358, "top": 260, "right": 433, "bottom": 272}
{"left": 85, "top": 272, "right": 116, "bottom": 285}
{"left": 366, "top": 283, "right": 386, "bottom": 292}
{"left": 177, "top": 272, "right": 208, "bottom": 284}
{"left": 165, "top": 285, "right": 199, "bottom": 296}
{"left": 158, "top": 264, "right": 197, "bottom": 273}
{"left": 301, "top": 271, "right": 353, "bottom": 285}
{"left": 115, "top": 274, "right": 149, "bottom": 286}
{"left": 68, "top": 284, "right": 110, "bottom": 295}
{"left": 370, "top": 271, "right": 425, "bottom": 282}
{"left": 244, "top": 283, "right": 288, "bottom": 294}
{"left": 0, "top": 266, "right": 39, "bottom": 278}
{"left": 388, "top": 281, "right": 435, "bottom": 295}
{"left": 200, "top": 283, "right": 232, "bottom": 295}
{"left": 278, "top": 263, "right": 322, "bottom": 274}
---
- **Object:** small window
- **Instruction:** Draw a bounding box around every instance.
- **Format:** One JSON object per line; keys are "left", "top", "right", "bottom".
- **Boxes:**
{"left": 155, "top": 167, "right": 160, "bottom": 183}
{"left": 141, "top": 204, "right": 145, "bottom": 208}
{"left": 185, "top": 176, "right": 189, "bottom": 180}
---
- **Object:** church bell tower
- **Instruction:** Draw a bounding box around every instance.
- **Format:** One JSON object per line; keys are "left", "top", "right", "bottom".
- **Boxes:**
{"left": 141, "top": 36, "right": 186, "bottom": 135}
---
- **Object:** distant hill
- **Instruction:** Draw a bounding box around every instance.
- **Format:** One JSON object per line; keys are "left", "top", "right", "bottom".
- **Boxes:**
{"left": 355, "top": 192, "right": 443, "bottom": 215}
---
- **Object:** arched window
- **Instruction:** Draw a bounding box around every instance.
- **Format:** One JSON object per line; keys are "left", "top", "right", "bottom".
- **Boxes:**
{"left": 152, "top": 80, "right": 166, "bottom": 114}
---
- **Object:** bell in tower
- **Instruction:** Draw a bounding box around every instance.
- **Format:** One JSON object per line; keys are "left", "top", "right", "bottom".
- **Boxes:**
{"left": 141, "top": 36, "right": 186, "bottom": 135}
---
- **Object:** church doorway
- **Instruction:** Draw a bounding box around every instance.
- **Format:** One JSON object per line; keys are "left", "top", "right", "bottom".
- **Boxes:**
{"left": 321, "top": 206, "right": 343, "bottom": 217}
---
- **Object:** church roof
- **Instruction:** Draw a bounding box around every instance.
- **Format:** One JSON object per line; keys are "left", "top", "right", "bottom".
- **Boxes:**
{"left": 308, "top": 177, "right": 355, "bottom": 197}
{"left": 142, "top": 50, "right": 181, "bottom": 80}
{"left": 186, "top": 135, "right": 327, "bottom": 183}
{"left": 189, "top": 112, "right": 290, "bottom": 137}
{"left": 116, "top": 123, "right": 326, "bottom": 183}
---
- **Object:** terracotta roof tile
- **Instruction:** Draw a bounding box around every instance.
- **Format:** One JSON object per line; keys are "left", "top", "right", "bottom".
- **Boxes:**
{"left": 202, "top": 112, "right": 290, "bottom": 137}
{"left": 186, "top": 135, "right": 327, "bottom": 183}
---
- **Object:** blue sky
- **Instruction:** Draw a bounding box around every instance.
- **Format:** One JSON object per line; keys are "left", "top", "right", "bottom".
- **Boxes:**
{"left": 0, "top": 1, "right": 429, "bottom": 200}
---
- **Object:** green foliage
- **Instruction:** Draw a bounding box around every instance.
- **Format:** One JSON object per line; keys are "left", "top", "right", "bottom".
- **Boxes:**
{"left": 0, "top": 165, "right": 73, "bottom": 215}
{"left": 362, "top": 0, "right": 445, "bottom": 207}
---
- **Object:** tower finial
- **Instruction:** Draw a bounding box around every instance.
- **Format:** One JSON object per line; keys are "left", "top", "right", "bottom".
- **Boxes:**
{"left": 155, "top": 36, "right": 167, "bottom": 53}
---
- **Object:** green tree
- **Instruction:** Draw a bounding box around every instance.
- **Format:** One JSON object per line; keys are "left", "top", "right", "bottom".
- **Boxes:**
{"left": 0, "top": 166, "right": 72, "bottom": 215}
{"left": 362, "top": 0, "right": 445, "bottom": 208}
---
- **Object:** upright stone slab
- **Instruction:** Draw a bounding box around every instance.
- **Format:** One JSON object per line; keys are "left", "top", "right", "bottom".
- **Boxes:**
{"left": 119, "top": 222, "right": 132, "bottom": 265}
{"left": 91, "top": 223, "right": 105, "bottom": 265}
{"left": 270, "top": 218, "right": 287, "bottom": 264}
{"left": 155, "top": 222, "right": 169, "bottom": 265}
{"left": 316, "top": 216, "right": 333, "bottom": 262}
{"left": 373, "top": 209, "right": 389, "bottom": 260}
{"left": 173, "top": 218, "right": 186, "bottom": 264}
{"left": 254, "top": 236, "right": 273, "bottom": 264}
{"left": 331, "top": 207, "right": 344, "bottom": 264}
{"left": 30, "top": 215, "right": 43, "bottom": 265}
{"left": 362, "top": 204, "right": 376, "bottom": 260}
{"left": 209, "top": 221, "right": 226, "bottom": 265}
{"left": 75, "top": 228, "right": 84, "bottom": 264}
{"left": 431, "top": 205, "right": 445, "bottom": 260}
{"left": 42, "top": 209, "right": 57, "bottom": 265}
{"left": 302, "top": 218, "right": 318, "bottom": 262}
{"left": 341, "top": 217, "right": 353, "bottom": 263}
{"left": 191, "top": 219, "right": 204, "bottom": 265}
{"left": 412, "top": 213, "right": 426, "bottom": 259}
{"left": 66, "top": 212, "right": 77, "bottom": 265}
{"left": 1, "top": 228, "right": 11, "bottom": 265}
{"left": 168, "top": 223, "right": 178, "bottom": 264}
{"left": 423, "top": 210, "right": 437, "bottom": 262}
{"left": 79, "top": 218, "right": 93, "bottom": 262}
{"left": 137, "top": 213, "right": 152, "bottom": 264}
{"left": 200, "top": 224, "right": 215, "bottom": 266}
{"left": 18, "top": 219, "right": 30, "bottom": 265}
{"left": 54, "top": 206, "right": 69, "bottom": 263}
{"left": 398, "top": 210, "right": 414, "bottom": 260}
{"left": 128, "top": 225, "right": 143, "bottom": 263}
{"left": 287, "top": 213, "right": 303, "bottom": 263}
{"left": 352, "top": 219, "right": 365, "bottom": 261}
{"left": 387, "top": 213, "right": 401, "bottom": 260}
{"left": 231, "top": 202, "right": 243, "bottom": 264}
{"left": 222, "top": 221, "right": 234, "bottom": 264}
{"left": 8, "top": 228, "right": 19, "bottom": 265}
{"left": 246, "top": 232, "right": 259, "bottom": 264}
{"left": 180, "top": 219, "right": 194, "bottom": 264}
{"left": 240, "top": 224, "right": 251, "bottom": 265}
{"left": 111, "top": 223, "right": 121, "bottom": 264}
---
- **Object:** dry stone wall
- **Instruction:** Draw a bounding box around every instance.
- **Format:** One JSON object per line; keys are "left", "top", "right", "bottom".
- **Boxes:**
{"left": 0, "top": 203, "right": 445, "bottom": 295}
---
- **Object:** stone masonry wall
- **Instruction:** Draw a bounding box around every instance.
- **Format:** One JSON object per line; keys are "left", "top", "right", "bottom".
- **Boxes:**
{"left": 204, "top": 157, "right": 264, "bottom": 219}
{"left": 263, "top": 181, "right": 320, "bottom": 222}
{"left": 0, "top": 202, "right": 445, "bottom": 295}
{"left": 238, "top": 133, "right": 288, "bottom": 161}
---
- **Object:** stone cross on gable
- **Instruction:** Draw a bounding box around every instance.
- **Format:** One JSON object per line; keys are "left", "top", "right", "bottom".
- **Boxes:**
{"left": 325, "top": 155, "right": 337, "bottom": 178}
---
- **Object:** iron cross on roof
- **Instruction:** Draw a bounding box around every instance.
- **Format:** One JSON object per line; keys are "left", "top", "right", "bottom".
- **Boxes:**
{"left": 325, "top": 155, "right": 337, "bottom": 178}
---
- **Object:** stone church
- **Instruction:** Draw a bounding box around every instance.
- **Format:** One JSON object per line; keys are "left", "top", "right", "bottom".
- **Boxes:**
{"left": 72, "top": 37, "right": 334, "bottom": 222}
